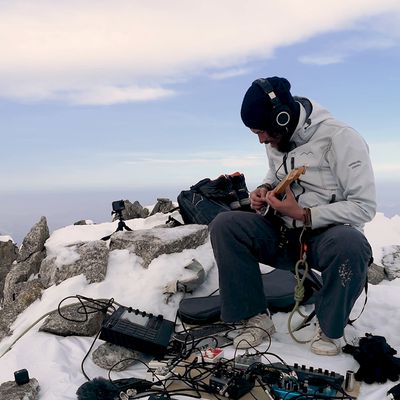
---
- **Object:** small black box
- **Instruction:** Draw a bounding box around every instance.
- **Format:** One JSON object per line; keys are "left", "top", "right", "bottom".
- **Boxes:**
{"left": 14, "top": 369, "right": 29, "bottom": 385}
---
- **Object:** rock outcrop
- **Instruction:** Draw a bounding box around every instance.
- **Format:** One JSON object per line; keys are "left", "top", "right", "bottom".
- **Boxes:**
{"left": 367, "top": 262, "right": 387, "bottom": 285}
{"left": 109, "top": 225, "right": 208, "bottom": 268}
{"left": 0, "top": 217, "right": 49, "bottom": 340}
{"left": 39, "top": 240, "right": 109, "bottom": 288}
{"left": 0, "top": 202, "right": 210, "bottom": 343}
{"left": 113, "top": 200, "right": 149, "bottom": 221}
{"left": 92, "top": 342, "right": 142, "bottom": 371}
{"left": 150, "top": 198, "right": 175, "bottom": 216}
{"left": 0, "top": 239, "right": 19, "bottom": 303}
{"left": 382, "top": 245, "right": 400, "bottom": 280}
{"left": 39, "top": 300, "right": 107, "bottom": 337}
{"left": 0, "top": 378, "right": 40, "bottom": 400}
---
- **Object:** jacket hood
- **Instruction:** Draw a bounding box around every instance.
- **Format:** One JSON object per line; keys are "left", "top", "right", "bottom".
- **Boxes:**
{"left": 290, "top": 98, "right": 334, "bottom": 147}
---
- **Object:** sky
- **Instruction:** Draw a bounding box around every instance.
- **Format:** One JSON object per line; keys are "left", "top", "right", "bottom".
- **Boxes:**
{"left": 1, "top": 0, "right": 400, "bottom": 241}
{"left": 0, "top": 211, "right": 400, "bottom": 399}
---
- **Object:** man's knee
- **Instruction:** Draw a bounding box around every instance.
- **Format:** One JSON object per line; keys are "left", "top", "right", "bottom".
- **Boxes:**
{"left": 209, "top": 210, "right": 259, "bottom": 238}
{"left": 209, "top": 211, "right": 237, "bottom": 239}
{"left": 331, "top": 226, "right": 370, "bottom": 254}
{"left": 317, "top": 225, "right": 372, "bottom": 270}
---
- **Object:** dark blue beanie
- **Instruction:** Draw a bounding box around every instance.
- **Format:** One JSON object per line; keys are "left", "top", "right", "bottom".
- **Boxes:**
{"left": 240, "top": 76, "right": 299, "bottom": 133}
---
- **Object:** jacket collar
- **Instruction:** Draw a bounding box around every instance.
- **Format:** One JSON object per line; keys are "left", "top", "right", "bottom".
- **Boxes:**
{"left": 290, "top": 97, "right": 314, "bottom": 147}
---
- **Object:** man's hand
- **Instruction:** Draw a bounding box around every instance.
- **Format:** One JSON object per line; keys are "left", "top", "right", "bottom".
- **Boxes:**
{"left": 249, "top": 187, "right": 268, "bottom": 211}
{"left": 265, "top": 187, "right": 305, "bottom": 221}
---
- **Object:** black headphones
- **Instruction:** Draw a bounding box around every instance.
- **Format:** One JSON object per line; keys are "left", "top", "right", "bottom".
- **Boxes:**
{"left": 253, "top": 78, "right": 291, "bottom": 130}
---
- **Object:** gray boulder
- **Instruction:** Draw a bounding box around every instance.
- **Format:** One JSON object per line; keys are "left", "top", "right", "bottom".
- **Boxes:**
{"left": 150, "top": 198, "right": 175, "bottom": 216}
{"left": 367, "top": 262, "right": 387, "bottom": 285}
{"left": 3, "top": 217, "right": 48, "bottom": 305}
{"left": 39, "top": 240, "right": 109, "bottom": 288}
{"left": 0, "top": 280, "right": 44, "bottom": 341}
{"left": 0, "top": 301, "right": 20, "bottom": 341}
{"left": 39, "top": 300, "right": 106, "bottom": 337}
{"left": 17, "top": 216, "right": 49, "bottom": 262}
{"left": 74, "top": 219, "right": 91, "bottom": 225}
{"left": 113, "top": 200, "right": 149, "bottom": 221}
{"left": 3, "top": 251, "right": 46, "bottom": 305}
{"left": 92, "top": 342, "right": 141, "bottom": 371}
{"left": 0, "top": 378, "right": 40, "bottom": 400}
{"left": 0, "top": 239, "right": 18, "bottom": 267}
{"left": 109, "top": 225, "right": 208, "bottom": 268}
{"left": 382, "top": 245, "right": 400, "bottom": 280}
{"left": 0, "top": 239, "right": 19, "bottom": 302}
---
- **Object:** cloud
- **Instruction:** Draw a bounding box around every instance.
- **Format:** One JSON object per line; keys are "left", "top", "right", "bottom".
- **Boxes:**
{"left": 209, "top": 68, "right": 251, "bottom": 80}
{"left": 0, "top": 0, "right": 399, "bottom": 104}
{"left": 298, "top": 36, "right": 397, "bottom": 66}
{"left": 298, "top": 13, "right": 399, "bottom": 66}
{"left": 298, "top": 55, "right": 344, "bottom": 66}
{"left": 67, "top": 85, "right": 176, "bottom": 105}
{"left": 0, "top": 82, "right": 176, "bottom": 104}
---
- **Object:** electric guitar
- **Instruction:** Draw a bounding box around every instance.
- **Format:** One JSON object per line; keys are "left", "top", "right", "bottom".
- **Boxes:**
{"left": 272, "top": 166, "right": 306, "bottom": 195}
{"left": 260, "top": 166, "right": 306, "bottom": 216}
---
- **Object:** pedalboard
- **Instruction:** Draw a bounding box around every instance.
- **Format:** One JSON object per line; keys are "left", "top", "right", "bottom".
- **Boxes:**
{"left": 99, "top": 306, "right": 175, "bottom": 357}
{"left": 262, "top": 362, "right": 344, "bottom": 399}
{"left": 209, "top": 367, "right": 254, "bottom": 399}
{"left": 235, "top": 352, "right": 262, "bottom": 370}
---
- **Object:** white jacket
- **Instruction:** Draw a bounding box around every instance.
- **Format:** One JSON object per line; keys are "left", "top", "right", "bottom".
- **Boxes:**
{"left": 263, "top": 98, "right": 376, "bottom": 231}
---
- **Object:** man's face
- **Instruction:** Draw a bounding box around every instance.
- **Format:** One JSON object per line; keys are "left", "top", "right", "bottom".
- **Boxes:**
{"left": 250, "top": 128, "right": 291, "bottom": 153}
{"left": 251, "top": 128, "right": 282, "bottom": 149}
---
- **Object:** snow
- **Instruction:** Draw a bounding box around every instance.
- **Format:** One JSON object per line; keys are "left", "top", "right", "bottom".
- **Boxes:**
{"left": 0, "top": 235, "right": 14, "bottom": 243}
{"left": 0, "top": 211, "right": 400, "bottom": 399}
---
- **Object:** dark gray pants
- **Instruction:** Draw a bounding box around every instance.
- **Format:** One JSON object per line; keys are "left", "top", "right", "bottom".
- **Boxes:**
{"left": 209, "top": 211, "right": 372, "bottom": 339}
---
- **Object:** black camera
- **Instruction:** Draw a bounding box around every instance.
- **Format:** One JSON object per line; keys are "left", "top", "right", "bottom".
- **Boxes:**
{"left": 101, "top": 199, "right": 132, "bottom": 241}
{"left": 112, "top": 200, "right": 125, "bottom": 213}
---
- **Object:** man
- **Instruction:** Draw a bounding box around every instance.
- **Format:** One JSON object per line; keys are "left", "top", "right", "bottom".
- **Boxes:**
{"left": 209, "top": 77, "right": 376, "bottom": 355}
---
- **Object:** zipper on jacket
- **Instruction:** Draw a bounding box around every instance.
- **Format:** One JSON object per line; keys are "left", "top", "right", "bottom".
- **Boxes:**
{"left": 283, "top": 153, "right": 288, "bottom": 174}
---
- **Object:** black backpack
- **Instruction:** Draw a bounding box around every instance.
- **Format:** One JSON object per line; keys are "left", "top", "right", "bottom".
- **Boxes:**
{"left": 177, "top": 175, "right": 250, "bottom": 225}
{"left": 177, "top": 189, "right": 231, "bottom": 225}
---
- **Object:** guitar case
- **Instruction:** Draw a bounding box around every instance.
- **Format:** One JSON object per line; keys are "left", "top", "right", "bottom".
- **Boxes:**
{"left": 177, "top": 269, "right": 321, "bottom": 325}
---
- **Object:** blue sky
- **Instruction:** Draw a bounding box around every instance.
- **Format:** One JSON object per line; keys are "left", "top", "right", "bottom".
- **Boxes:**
{"left": 1, "top": 1, "right": 400, "bottom": 240}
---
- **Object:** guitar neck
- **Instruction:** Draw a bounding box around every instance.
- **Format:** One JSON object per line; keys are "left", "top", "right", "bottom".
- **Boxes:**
{"left": 273, "top": 166, "right": 306, "bottom": 194}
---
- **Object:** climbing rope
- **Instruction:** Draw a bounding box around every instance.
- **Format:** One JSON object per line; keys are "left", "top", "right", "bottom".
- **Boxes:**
{"left": 287, "top": 229, "right": 315, "bottom": 344}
